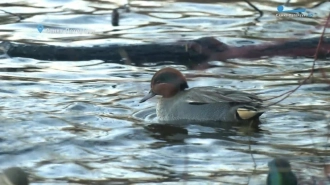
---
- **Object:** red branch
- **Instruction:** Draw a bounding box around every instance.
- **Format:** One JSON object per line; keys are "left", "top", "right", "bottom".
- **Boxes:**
{"left": 265, "top": 13, "right": 330, "bottom": 106}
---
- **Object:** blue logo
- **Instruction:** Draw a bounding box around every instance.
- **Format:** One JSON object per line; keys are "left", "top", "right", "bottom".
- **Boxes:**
{"left": 277, "top": 5, "right": 306, "bottom": 13}
{"left": 37, "top": 24, "right": 44, "bottom": 33}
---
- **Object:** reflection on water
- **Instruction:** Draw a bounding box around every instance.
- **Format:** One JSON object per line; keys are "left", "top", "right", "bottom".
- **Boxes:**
{"left": 0, "top": 0, "right": 330, "bottom": 184}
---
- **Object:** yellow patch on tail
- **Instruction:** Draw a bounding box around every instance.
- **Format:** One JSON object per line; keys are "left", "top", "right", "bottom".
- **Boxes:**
{"left": 237, "top": 108, "right": 258, "bottom": 120}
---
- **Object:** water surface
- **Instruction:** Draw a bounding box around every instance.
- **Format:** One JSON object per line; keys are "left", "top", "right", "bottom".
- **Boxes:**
{"left": 0, "top": 0, "right": 330, "bottom": 184}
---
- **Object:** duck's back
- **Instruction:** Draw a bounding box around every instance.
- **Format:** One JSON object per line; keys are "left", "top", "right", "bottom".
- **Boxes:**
{"left": 156, "top": 86, "right": 264, "bottom": 122}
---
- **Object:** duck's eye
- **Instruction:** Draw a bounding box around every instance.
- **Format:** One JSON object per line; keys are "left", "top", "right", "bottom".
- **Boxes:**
{"left": 155, "top": 80, "right": 161, "bottom": 84}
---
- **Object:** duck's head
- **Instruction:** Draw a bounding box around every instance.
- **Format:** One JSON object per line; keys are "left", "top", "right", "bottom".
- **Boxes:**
{"left": 268, "top": 158, "right": 292, "bottom": 173}
{"left": 140, "top": 67, "right": 189, "bottom": 103}
{"left": 267, "top": 158, "right": 297, "bottom": 185}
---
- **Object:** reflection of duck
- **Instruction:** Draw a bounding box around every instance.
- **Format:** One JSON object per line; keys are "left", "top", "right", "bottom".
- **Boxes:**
{"left": 267, "top": 158, "right": 297, "bottom": 185}
{"left": 145, "top": 124, "right": 188, "bottom": 143}
{"left": 140, "top": 67, "right": 265, "bottom": 123}
{"left": 0, "top": 167, "right": 29, "bottom": 185}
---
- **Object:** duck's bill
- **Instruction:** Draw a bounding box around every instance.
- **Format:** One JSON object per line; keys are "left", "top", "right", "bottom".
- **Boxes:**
{"left": 139, "top": 91, "right": 156, "bottom": 103}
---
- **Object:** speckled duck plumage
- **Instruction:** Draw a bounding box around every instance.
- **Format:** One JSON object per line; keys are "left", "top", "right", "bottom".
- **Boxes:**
{"left": 140, "top": 67, "right": 265, "bottom": 123}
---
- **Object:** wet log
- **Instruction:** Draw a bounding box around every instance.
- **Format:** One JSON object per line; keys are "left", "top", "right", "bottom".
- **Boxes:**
{"left": 183, "top": 37, "right": 330, "bottom": 61}
{"left": 1, "top": 37, "right": 329, "bottom": 67}
{"left": 3, "top": 42, "right": 208, "bottom": 67}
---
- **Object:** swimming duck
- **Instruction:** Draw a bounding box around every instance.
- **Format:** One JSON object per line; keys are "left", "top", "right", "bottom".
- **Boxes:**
{"left": 139, "top": 67, "right": 265, "bottom": 123}
{"left": 267, "top": 158, "right": 298, "bottom": 185}
{"left": 0, "top": 167, "right": 29, "bottom": 185}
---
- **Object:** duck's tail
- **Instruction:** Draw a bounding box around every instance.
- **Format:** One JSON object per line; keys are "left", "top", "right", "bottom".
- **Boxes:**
{"left": 236, "top": 107, "right": 265, "bottom": 120}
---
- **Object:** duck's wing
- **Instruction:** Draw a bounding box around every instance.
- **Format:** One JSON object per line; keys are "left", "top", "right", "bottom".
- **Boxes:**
{"left": 185, "top": 87, "right": 265, "bottom": 120}
{"left": 185, "top": 87, "right": 263, "bottom": 105}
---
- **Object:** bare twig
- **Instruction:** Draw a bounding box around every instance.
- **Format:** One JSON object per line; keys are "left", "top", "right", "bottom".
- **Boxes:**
{"left": 285, "top": 0, "right": 291, "bottom": 6}
{"left": 111, "top": 3, "right": 130, "bottom": 26}
{"left": 112, "top": 9, "right": 119, "bottom": 26}
{"left": 247, "top": 120, "right": 257, "bottom": 185}
{"left": 243, "top": 0, "right": 263, "bottom": 21}
{"left": 264, "top": 13, "right": 330, "bottom": 107}
{"left": 0, "top": 9, "right": 24, "bottom": 21}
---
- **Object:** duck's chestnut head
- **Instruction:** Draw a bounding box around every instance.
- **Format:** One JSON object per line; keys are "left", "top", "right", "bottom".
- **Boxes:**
{"left": 140, "top": 67, "right": 189, "bottom": 103}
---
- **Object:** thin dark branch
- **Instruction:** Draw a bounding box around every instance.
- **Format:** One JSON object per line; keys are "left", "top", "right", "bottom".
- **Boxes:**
{"left": 310, "top": 0, "right": 328, "bottom": 9}
{"left": 111, "top": 9, "right": 119, "bottom": 26}
{"left": 285, "top": 0, "right": 291, "bottom": 6}
{"left": 264, "top": 12, "right": 330, "bottom": 107}
{"left": 247, "top": 120, "right": 256, "bottom": 185}
{"left": 111, "top": 3, "right": 130, "bottom": 26}
{"left": 0, "top": 9, "right": 23, "bottom": 21}
{"left": 243, "top": 0, "right": 263, "bottom": 21}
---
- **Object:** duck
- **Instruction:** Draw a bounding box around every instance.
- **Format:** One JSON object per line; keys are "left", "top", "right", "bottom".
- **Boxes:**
{"left": 0, "top": 167, "right": 29, "bottom": 185}
{"left": 139, "top": 67, "right": 265, "bottom": 123}
{"left": 267, "top": 158, "right": 298, "bottom": 185}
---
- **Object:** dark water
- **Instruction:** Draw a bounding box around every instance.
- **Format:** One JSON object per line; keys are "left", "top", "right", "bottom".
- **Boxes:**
{"left": 0, "top": 0, "right": 330, "bottom": 184}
